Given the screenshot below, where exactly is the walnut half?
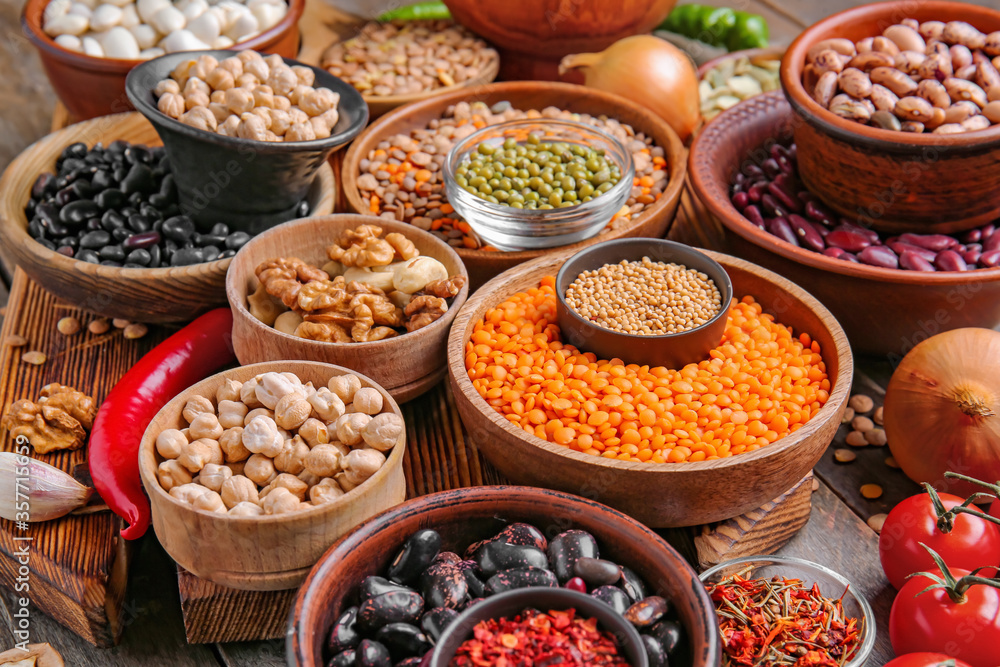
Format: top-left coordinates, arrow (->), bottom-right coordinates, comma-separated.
404,295 -> 448,332
2,399 -> 87,454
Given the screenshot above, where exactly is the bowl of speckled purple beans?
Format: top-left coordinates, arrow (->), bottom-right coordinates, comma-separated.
689,91 -> 1000,356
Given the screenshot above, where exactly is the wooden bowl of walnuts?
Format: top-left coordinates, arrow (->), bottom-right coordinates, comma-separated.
138,360 -> 406,591
226,214 -> 470,403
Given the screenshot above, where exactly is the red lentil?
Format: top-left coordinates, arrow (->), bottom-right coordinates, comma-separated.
466,276 -> 830,463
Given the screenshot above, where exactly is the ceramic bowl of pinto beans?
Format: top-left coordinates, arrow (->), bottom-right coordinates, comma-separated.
22,0 -> 304,120
138,360 -> 407,591
126,49 -> 368,232
226,214 -> 470,404
780,1 -> 1000,234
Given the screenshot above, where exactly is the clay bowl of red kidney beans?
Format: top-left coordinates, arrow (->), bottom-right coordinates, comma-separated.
689,91 -> 1000,358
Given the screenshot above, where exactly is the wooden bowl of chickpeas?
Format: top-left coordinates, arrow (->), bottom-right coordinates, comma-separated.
125,49 -> 368,233
138,360 -> 406,591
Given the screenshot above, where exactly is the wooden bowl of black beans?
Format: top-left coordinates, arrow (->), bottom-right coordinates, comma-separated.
0,112 -> 335,324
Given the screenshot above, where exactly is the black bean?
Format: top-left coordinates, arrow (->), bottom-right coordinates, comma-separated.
86,218 -> 102,231
47,221 -> 69,237
624,596 -> 669,628
485,566 -> 558,594
360,577 -> 417,601
70,179 -> 93,199
194,233 -> 226,247
100,211 -> 125,231
99,259 -> 122,266
127,214 -> 151,233
171,247 -> 205,266
24,199 -> 36,217
108,139 -> 128,155
61,142 -> 87,161
125,145 -> 151,164
297,200 -> 310,217
95,188 -> 126,210
60,200 -> 100,226
80,230 -> 111,249
139,203 -> 162,220
419,607 -> 458,642
326,607 -> 361,656
121,162 -> 155,195
28,219 -> 46,239
548,530 -> 599,582
210,222 -> 229,236
124,248 -> 151,266
148,193 -> 171,208
574,557 -> 621,587
55,187 -> 77,207
373,623 -> 431,662
113,165 -> 128,183
99,245 -> 125,262
35,202 -> 59,226
127,191 -> 144,206
591,585 -> 631,614
641,634 -> 669,667
357,592 -> 424,631
36,238 -> 56,250
356,639 -> 391,667
91,170 -> 113,190
31,173 -> 54,200
219,249 -> 236,259
649,620 -> 683,654
162,215 -> 196,242
77,249 -> 100,263
225,231 -> 251,250
112,227 -> 131,242
60,236 -> 79,249
387,530 -> 441,585
59,157 -> 86,174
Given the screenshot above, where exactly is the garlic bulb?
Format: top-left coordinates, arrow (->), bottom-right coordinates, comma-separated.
0,452 -> 93,522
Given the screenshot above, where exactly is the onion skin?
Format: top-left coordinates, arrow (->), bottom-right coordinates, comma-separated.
559,35 -> 701,142
884,327 -> 1000,498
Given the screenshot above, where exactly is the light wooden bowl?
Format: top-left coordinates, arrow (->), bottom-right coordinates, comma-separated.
138,361 -> 406,591
0,112 -> 335,324
226,214 -> 469,403
447,248 -> 853,527
341,81 -> 687,290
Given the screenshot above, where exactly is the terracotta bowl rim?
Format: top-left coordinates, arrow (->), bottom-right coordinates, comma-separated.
0,111 -> 336,282
289,484 -> 721,667
340,80 -> 688,262
689,91 -> 1000,286
779,0 -> 1000,149
225,213 -> 470,353
20,0 -> 305,73
125,50 -> 369,151
447,245 -> 854,473
138,360 -> 406,524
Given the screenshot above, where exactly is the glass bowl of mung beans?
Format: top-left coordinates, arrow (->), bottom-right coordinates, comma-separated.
443,119 -> 634,250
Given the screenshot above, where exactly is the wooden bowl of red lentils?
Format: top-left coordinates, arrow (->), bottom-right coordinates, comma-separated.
340,81 -> 687,289
446,249 -> 853,527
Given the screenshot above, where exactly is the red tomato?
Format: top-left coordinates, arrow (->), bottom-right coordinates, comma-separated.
991,498 -> 1000,523
878,492 -> 1000,590
890,568 -> 1000,667
885,654 -> 974,667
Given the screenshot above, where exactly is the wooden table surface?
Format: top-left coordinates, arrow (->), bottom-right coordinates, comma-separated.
2,0 -> 998,664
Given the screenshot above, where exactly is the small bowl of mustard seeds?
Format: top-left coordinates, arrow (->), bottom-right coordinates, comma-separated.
556,239 -> 733,368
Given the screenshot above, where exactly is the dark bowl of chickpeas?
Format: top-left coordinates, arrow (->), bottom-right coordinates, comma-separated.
442,119 -> 635,251
555,239 -> 733,369
126,49 -> 368,233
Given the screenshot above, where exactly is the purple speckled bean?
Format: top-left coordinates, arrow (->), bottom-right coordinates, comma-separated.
888,242 -> 937,262
761,193 -> 788,218
984,233 -> 1000,252
980,249 -> 1000,267
767,181 -> 803,214
123,230 -> 161,250
788,214 -> 825,252
900,251 -> 937,271
964,249 -> 982,265
732,192 -> 750,210
900,233 -> 957,252
934,249 -> 968,271
822,247 -> 846,259
825,229 -> 872,253
748,182 -> 767,203
765,217 -> 800,246
858,245 -> 900,269
744,205 -> 765,228
837,221 -> 880,244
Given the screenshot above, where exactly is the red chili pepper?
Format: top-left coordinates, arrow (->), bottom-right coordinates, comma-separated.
88,308 -> 236,540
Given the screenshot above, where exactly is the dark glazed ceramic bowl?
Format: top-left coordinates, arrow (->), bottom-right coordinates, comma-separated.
21,0 -> 304,121
428,588 -> 648,667
780,1 -> 1000,234
286,486 -> 720,667
556,239 -> 733,368
688,91 -> 1000,357
126,50 -> 368,232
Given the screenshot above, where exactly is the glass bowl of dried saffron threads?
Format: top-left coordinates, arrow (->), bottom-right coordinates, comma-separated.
699,556 -> 875,667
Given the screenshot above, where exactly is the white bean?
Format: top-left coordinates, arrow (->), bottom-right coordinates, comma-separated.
225,11 -> 258,41
54,34 -> 83,51
160,29 -> 209,53
251,2 -> 283,31
102,25 -> 140,58
43,14 -> 89,37
187,10 -> 220,43
68,3 -> 93,20
90,4 -> 123,30
129,23 -> 157,50
213,35 -> 234,48
81,35 -> 104,56
182,0 -> 208,20
139,46 -> 165,59
119,3 -> 139,27
43,0 -> 71,24
149,5 -> 185,34
136,0 -> 169,23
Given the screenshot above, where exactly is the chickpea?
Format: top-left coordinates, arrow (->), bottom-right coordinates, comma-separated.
309,477 -> 345,505
255,372 -> 299,409
298,88 -> 339,117
244,407 -> 274,425
336,412 -> 371,447
262,486 -> 299,515
285,121 -> 316,142
194,54 -> 219,79
177,438 -> 224,473
328,375 -> 362,403
244,453 -> 277,486
181,394 -> 214,422
264,53 -> 285,70
298,470 -> 322,487
218,400 -> 249,429
210,90 -> 226,104
218,56 -> 243,78
343,448 -> 386,486
193,489 -> 227,514
226,461 -> 246,478
298,418 -> 329,447
362,413 -> 404,452
292,65 -> 315,87
218,115 -> 241,137
243,414 -> 284,458
179,106 -> 218,132
156,429 -> 188,460
351,387 -> 384,416
170,482 -> 208,504
252,84 -> 275,109
221,474 -> 259,509
335,471 -> 357,493
304,444 -> 342,477
237,50 -> 264,66
157,92 -> 185,119
225,87 -> 255,115
237,113 -> 268,141
274,435 -> 309,475
273,95 -> 291,111
216,379 -> 243,404
171,59 -> 197,88
183,76 -> 211,98
288,84 -> 311,106
229,501 -> 264,517
219,426 -> 250,463
316,108 -> 339,132
235,72 -> 259,90
154,79 -> 180,96
157,459 -> 192,491
184,90 -> 211,111
206,67 -> 235,91
310,117 -> 332,140
189,412 -> 224,441
267,108 -> 292,137
288,107 -> 310,125
260,473 -> 308,501
244,58 -> 270,82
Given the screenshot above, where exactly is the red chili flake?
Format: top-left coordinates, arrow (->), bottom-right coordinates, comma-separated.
449,608 -> 632,667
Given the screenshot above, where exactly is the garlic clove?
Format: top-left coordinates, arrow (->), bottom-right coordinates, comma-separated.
0,452 -> 92,522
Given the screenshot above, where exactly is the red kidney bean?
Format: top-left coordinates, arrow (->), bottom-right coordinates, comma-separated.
804,200 -> 836,227
767,181 -> 803,213
981,223 -> 995,240
837,221 -> 880,243
964,249 -> 982,265
888,242 -> 937,262
771,144 -> 791,161
900,251 -> 937,271
742,164 -> 764,179
744,205 -> 765,228
822,247 -> 846,259
900,233 -> 958,252
747,182 -> 767,203
761,193 -> 788,218
980,249 -> 1000,267
734,172 -> 746,185
825,229 -> 872,253
732,191 -> 749,210
840,252 -> 860,263
858,246 -> 900,269
984,233 -> 1000,252
961,228 -> 982,243
934,249 -> 968,271
788,214 -> 826,252
761,158 -> 781,179
797,191 -> 818,204
765,217 -> 800,246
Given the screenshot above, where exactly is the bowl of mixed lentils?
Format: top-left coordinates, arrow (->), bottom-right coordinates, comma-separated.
341,81 -> 688,288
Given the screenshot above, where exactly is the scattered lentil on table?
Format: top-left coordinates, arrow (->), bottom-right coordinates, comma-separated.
456,133 -> 622,209
356,101 -> 669,251
565,258 -> 722,336
466,276 -> 829,463
321,20 -> 497,97
732,141 -> 1000,270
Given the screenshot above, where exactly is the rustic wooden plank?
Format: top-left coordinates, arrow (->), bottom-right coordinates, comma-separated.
178,570 -> 296,644
0,269 -> 172,646
777,481 -> 895,664
0,537 -> 217,665
216,638 -> 286,667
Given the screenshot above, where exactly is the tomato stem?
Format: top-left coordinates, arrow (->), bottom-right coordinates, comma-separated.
911,542 -> 1000,604
945,471 -> 1000,498
923,482 -> 1000,532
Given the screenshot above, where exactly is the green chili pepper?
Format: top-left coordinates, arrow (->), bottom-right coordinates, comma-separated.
377,1 -> 451,22
658,4 -> 769,52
